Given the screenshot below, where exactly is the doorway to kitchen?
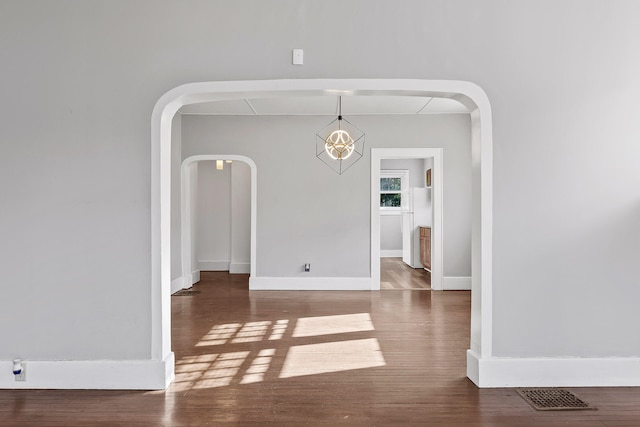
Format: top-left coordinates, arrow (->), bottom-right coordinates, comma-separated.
371,148 -> 443,291
379,162 -> 433,290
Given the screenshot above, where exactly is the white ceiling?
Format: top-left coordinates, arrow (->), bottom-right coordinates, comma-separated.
178,95 -> 469,116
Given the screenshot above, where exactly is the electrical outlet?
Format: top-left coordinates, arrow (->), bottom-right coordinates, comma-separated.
304,263 -> 310,272
15,364 -> 26,382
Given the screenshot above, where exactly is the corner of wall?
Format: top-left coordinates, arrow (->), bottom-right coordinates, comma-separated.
171,277 -> 184,294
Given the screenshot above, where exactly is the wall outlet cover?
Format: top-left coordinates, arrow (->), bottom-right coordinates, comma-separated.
15,367 -> 26,381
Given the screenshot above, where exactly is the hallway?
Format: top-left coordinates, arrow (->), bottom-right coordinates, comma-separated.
380,257 -> 431,289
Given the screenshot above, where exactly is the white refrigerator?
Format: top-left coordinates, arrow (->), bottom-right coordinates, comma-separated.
401,187 -> 430,268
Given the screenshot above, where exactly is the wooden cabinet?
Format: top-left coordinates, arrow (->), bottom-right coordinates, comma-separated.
419,227 -> 431,271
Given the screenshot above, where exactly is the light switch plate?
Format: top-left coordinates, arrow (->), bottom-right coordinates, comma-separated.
292,49 -> 304,65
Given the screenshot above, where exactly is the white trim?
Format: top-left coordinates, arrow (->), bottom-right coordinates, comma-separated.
443,276 -> 472,290
189,269 -> 200,285
153,79 -> 493,390
198,260 -> 230,271
179,111 -> 472,117
379,208 -> 403,214
180,161 -> 197,299
250,277 -> 372,291
380,250 -> 403,258
230,262 -> 250,274
0,353 -> 174,390
372,148 -> 444,291
470,103 -> 494,361
466,350 -> 481,386
181,155 -> 257,286
190,261 -> 250,274
467,350 -> 640,388
170,277 -> 184,294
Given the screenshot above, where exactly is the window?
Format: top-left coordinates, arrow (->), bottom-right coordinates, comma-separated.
380,170 -> 408,213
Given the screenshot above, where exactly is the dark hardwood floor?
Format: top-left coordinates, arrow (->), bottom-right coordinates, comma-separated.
2,272 -> 640,426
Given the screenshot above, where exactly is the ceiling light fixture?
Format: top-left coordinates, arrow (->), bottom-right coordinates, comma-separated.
315,96 -> 365,175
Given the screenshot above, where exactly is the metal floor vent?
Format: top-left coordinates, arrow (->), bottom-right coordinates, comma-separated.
517,389 -> 596,411
172,289 -> 201,296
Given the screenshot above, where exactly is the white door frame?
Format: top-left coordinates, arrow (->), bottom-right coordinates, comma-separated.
180,155 -> 258,289
372,148 -> 443,290
151,79 -> 493,388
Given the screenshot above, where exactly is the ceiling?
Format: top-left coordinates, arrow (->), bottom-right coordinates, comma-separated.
178,95 -> 469,116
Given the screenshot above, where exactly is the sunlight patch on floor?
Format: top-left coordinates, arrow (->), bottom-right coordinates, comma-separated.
197,320 -> 289,347
175,314 -> 385,390
232,321 -> 271,343
269,319 -> 289,340
292,313 -> 374,338
195,323 -> 242,346
279,338 -> 386,379
171,351 -> 250,392
240,349 -> 275,384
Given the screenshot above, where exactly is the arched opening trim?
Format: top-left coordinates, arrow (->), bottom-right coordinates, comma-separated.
151,79 -> 493,388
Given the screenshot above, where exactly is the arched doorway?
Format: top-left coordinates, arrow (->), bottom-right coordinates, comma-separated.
151,79 -> 493,388
179,155 -> 258,287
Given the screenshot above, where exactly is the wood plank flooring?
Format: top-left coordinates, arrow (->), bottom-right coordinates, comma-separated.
381,256 -> 431,289
2,272 -> 640,426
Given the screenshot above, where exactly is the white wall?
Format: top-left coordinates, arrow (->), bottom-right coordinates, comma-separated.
230,161 -> 251,273
182,114 -> 471,278
381,159 -> 426,189
1,1 -> 639,377
194,160 -> 251,273
380,215 -> 402,254
170,113 -> 182,284
189,163 -> 199,275
196,161 -> 231,270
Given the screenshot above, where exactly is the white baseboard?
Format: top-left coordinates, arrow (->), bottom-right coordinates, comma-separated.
230,262 -> 250,274
196,261 -> 249,274
189,269 -> 200,285
172,272 -> 199,294
198,260 -> 230,271
0,353 -> 174,390
443,276 -> 471,290
380,250 -> 403,258
249,277 -> 372,291
467,350 -> 640,388
171,277 -> 184,294
467,350 -> 480,386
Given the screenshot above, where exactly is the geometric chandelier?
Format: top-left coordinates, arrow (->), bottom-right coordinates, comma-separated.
315,96 -> 365,175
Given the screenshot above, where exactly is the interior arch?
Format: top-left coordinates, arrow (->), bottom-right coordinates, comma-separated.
180,154 -> 258,286
151,79 -> 493,388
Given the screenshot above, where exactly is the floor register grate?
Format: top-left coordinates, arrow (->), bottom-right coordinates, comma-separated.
172,289 -> 201,296
517,388 -> 596,411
